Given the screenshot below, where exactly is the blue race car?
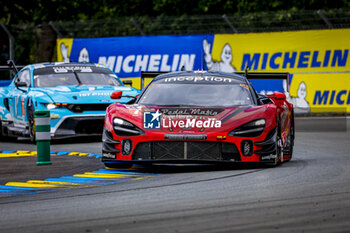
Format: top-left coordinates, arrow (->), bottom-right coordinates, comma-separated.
0,62 -> 140,141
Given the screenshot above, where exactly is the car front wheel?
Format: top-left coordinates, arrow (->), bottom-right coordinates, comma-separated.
27,105 -> 36,142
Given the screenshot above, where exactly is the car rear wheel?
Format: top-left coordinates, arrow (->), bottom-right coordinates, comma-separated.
0,119 -> 4,139
272,122 -> 283,166
283,119 -> 294,162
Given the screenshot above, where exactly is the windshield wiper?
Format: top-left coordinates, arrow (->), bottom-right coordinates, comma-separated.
73,71 -> 82,85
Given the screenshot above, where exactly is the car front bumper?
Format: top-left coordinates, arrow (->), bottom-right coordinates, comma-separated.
50,114 -> 105,139
101,127 -> 279,164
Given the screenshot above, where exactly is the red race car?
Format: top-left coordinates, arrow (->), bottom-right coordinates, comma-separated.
102,71 -> 294,167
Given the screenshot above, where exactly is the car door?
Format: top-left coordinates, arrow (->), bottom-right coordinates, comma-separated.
8,69 -> 31,128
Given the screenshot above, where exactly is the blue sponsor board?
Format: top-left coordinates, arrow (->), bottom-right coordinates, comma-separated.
248,74 -> 293,94
69,35 -> 214,78
250,79 -> 283,94
0,80 -> 11,87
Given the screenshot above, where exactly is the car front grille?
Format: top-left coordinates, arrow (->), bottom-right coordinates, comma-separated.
55,116 -> 105,136
67,104 -> 111,113
133,141 -> 241,161
75,119 -> 104,134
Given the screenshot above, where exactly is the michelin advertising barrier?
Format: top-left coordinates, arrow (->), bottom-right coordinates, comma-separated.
57,35 -> 214,89
57,29 -> 350,113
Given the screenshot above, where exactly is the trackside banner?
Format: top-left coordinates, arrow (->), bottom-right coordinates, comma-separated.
288,72 -> 350,113
210,29 -> 350,73
208,29 -> 350,113
57,35 -> 214,82
57,29 -> 350,113
57,29 -> 350,75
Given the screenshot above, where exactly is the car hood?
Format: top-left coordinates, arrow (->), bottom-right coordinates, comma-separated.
31,85 -> 139,104
108,104 -> 276,133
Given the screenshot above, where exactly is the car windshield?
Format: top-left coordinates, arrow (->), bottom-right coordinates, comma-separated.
138,82 -> 253,107
33,72 -> 122,87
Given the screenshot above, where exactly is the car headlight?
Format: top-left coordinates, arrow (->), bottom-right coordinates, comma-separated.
113,117 -> 144,136
113,118 -> 134,128
46,103 -> 57,110
45,103 -> 68,110
228,119 -> 266,137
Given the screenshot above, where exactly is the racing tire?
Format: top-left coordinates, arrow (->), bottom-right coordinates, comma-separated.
283,118 -> 294,162
272,122 -> 283,166
0,119 -> 4,139
27,105 -> 36,143
0,119 -> 16,141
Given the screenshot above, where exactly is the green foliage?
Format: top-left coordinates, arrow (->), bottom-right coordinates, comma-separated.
1,0 -> 350,25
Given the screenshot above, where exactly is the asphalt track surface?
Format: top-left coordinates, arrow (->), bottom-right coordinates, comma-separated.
0,117 -> 349,233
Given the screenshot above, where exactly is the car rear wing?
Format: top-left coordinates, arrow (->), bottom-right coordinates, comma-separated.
236,72 -> 290,92
140,71 -> 168,90
140,71 -> 290,91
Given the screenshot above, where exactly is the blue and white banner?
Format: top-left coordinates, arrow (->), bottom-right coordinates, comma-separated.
58,35 -> 214,78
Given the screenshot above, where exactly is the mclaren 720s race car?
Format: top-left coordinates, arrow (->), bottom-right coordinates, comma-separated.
102,71 -> 294,167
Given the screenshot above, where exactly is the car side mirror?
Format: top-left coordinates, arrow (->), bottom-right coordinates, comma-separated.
111,91 -> 123,99
123,80 -> 132,86
273,92 -> 286,100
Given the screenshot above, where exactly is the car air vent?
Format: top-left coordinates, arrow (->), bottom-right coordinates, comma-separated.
67,104 -> 110,113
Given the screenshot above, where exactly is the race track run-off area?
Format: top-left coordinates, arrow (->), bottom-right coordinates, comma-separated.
0,118 -> 349,233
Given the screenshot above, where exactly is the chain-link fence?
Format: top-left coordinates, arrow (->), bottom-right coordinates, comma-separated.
1,8 -> 350,68
53,9 -> 350,37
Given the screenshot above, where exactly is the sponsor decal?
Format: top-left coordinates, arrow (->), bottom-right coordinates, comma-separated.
20,96 -> 25,117
50,113 -> 60,119
261,154 -> 276,160
143,110 -> 161,129
216,135 -> 226,140
160,108 -> 223,116
164,76 -> 234,83
162,117 -> 221,128
102,152 -> 115,159
165,134 -> 207,140
240,84 -> 249,90
78,92 -> 113,97
143,110 -> 222,129
53,66 -> 93,73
